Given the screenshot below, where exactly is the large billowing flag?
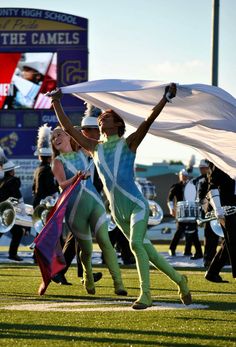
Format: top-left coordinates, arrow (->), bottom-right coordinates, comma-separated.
61,79 -> 236,180
34,176 -> 82,295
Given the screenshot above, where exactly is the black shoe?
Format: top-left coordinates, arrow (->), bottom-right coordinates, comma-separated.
8,255 -> 23,261
205,273 -> 229,283
183,252 -> 192,256
168,249 -> 176,256
190,254 -> 203,260
81,272 -> 103,284
52,273 -> 72,285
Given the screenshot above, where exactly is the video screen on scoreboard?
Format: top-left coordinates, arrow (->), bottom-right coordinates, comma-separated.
0,52 -> 57,109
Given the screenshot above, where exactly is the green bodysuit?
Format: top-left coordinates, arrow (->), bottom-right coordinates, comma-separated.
94,135 -> 186,305
57,150 -> 126,294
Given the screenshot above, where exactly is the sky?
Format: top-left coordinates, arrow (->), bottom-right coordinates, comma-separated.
1,0 -> 235,167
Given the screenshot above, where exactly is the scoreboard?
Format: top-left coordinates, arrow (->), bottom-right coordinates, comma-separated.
0,8 -> 88,158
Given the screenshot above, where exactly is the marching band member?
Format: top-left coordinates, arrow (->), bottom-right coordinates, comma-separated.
0,157 -> 24,261
32,124 -> 59,209
205,163 -> 236,282
193,159 -> 219,268
167,169 -> 203,259
49,83 -> 192,310
31,124 -> 60,264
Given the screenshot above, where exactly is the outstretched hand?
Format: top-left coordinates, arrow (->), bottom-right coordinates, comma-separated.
164,83 -> 176,102
44,88 -> 62,101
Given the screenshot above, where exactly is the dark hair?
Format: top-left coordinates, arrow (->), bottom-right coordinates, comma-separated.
40,156 -> 52,164
98,110 -> 126,137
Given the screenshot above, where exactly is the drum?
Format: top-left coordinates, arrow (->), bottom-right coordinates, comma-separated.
184,181 -> 196,201
176,201 -> 200,222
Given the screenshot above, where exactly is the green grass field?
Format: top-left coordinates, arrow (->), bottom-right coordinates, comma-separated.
0,245 -> 235,347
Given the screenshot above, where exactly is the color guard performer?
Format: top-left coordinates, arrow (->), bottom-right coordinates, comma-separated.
48,84 -> 192,310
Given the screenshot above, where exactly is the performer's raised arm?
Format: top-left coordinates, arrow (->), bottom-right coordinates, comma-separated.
126,83 -> 176,152
49,89 -> 98,154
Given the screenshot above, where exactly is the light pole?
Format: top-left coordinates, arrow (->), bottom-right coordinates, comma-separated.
211,0 -> 220,86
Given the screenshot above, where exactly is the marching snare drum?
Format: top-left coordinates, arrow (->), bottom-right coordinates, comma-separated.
176,201 -> 200,223
184,181 -> 196,201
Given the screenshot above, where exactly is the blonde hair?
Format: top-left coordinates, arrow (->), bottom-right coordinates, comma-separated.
51,126 -> 78,158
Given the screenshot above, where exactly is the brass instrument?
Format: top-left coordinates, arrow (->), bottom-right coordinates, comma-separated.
198,205 -> 236,223
0,198 -> 33,234
0,201 -> 16,233
197,205 -> 236,237
32,195 -> 58,235
148,200 -> 164,226
136,178 -> 164,226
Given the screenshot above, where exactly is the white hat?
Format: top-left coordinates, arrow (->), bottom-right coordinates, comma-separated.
19,61 -> 47,75
179,169 -> 189,177
81,116 -> 99,129
2,161 -> 20,172
199,159 -> 209,168
34,124 -> 53,156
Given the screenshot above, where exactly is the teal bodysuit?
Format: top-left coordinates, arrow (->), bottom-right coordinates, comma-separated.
94,135 -> 150,234
57,150 -> 125,294
94,135 -> 183,304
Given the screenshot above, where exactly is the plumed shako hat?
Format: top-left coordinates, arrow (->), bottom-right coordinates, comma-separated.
34,124 -> 53,156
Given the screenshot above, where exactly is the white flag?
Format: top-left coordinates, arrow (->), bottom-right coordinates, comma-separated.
61,79 -> 236,179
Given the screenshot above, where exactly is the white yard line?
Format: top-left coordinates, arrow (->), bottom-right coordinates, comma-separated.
1,300 -> 208,312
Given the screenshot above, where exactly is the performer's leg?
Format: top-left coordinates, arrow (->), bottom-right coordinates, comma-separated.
116,209 -> 152,308
77,237 -> 95,294
204,222 -> 219,267
205,240 -> 229,282
61,230 -> 76,274
75,239 -> 83,278
143,241 -> 192,305
92,208 -> 127,295
169,222 -> 184,255
101,227 -> 118,264
188,226 -> 203,259
184,223 -> 193,256
9,225 -> 24,258
117,207 -> 192,307
223,214 -> 236,278
67,221 -> 94,293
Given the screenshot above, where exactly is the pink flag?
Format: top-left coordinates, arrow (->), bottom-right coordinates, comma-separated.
34,176 -> 82,295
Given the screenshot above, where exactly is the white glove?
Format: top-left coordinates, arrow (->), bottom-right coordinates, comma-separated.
167,201 -> 174,215
17,198 -> 27,215
208,189 -> 225,219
